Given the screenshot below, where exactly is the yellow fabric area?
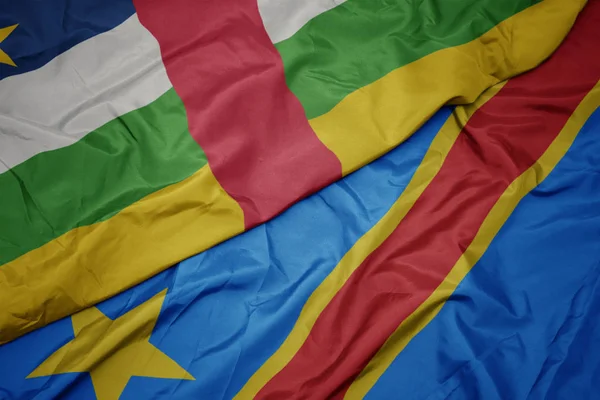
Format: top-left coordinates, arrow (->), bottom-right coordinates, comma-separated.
0,165 -> 245,344
309,0 -> 586,175
0,24 -> 18,67
28,290 -> 193,400
345,81 -> 600,399
234,83 -> 506,400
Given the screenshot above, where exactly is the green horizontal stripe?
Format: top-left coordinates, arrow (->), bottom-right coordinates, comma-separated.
0,88 -> 206,265
277,0 -> 539,120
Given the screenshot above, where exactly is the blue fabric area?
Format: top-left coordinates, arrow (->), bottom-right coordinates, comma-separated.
0,0 -> 135,80
0,106 -> 450,398
367,108 -> 600,399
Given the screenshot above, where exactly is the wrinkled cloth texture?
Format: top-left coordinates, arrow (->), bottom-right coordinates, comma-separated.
1,0 -> 600,399
0,0 -> 585,345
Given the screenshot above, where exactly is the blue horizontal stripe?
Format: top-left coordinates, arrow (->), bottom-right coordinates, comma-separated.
0,0 -> 134,80
366,108 -> 600,400
0,108 -> 451,399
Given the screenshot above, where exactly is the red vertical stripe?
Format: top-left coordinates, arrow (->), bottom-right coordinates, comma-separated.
256,3 -> 600,399
133,0 -> 341,228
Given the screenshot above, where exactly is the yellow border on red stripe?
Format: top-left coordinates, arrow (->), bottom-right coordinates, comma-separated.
309,0 -> 585,175
234,82 -> 506,399
345,81 -> 600,399
0,165 -> 245,344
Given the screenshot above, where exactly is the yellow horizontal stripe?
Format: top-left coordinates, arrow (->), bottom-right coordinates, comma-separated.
345,81 -> 600,399
309,0 -> 585,175
234,82 -> 505,400
0,165 -> 244,344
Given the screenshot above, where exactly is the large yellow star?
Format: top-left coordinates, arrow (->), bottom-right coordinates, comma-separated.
0,24 -> 18,67
28,290 -> 194,400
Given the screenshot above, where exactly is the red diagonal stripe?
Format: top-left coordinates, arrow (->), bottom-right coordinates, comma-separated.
257,3 -> 600,399
134,0 -> 342,229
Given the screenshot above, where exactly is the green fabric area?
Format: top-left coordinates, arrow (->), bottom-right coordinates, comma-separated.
276,0 -> 539,120
0,88 -> 206,265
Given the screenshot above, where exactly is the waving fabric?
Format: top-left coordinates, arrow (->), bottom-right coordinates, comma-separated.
0,0 -> 584,344
1,1 -> 600,398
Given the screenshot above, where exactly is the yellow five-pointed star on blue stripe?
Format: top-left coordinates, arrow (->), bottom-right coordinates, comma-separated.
27,290 -> 194,400
0,24 -> 18,67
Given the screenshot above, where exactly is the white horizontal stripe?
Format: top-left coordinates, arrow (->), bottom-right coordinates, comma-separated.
0,14 -> 172,173
259,0 -> 347,44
